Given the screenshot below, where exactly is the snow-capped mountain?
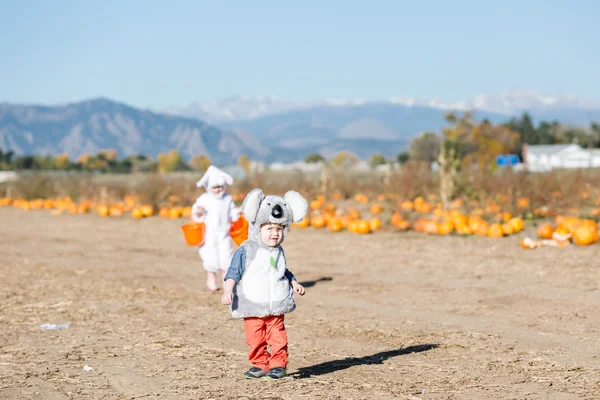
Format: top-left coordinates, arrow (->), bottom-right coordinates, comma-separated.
167,90 -> 600,123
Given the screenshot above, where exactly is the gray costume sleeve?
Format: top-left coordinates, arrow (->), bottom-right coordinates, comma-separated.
224,246 -> 246,282
280,247 -> 297,282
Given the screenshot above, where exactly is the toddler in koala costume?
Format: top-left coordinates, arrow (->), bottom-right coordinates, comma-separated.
191,165 -> 241,292
222,188 -> 308,380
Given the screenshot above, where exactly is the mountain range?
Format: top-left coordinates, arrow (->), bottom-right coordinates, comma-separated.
2,90 -> 600,164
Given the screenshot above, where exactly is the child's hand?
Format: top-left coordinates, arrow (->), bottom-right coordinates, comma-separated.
221,290 -> 233,305
291,281 -> 305,296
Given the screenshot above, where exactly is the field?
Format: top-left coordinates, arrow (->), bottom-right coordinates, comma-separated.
1,206 -> 599,399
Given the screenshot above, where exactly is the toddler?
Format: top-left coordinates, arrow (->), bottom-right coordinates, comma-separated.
191,165 -> 241,292
221,188 -> 308,379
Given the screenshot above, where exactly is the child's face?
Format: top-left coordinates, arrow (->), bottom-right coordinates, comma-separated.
260,223 -> 284,247
211,185 -> 224,195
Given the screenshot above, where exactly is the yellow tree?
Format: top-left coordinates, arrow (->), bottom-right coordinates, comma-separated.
330,151 -> 358,168
55,153 -> 70,170
98,148 -> 118,161
189,154 -> 212,171
238,155 -> 251,173
76,153 -> 93,165
461,122 -> 520,170
157,149 -> 184,173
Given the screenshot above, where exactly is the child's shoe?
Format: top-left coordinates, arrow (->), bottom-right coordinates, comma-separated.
243,367 -> 268,379
266,367 -> 286,379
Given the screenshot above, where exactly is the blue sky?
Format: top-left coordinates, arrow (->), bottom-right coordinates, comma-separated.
1,0 -> 598,108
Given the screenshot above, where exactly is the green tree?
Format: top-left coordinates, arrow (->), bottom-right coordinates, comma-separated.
305,152 -> 325,163
396,152 -> 410,164
409,132 -> 442,163
369,153 -> 387,168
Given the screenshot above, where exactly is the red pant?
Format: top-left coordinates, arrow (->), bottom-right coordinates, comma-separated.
243,315 -> 288,371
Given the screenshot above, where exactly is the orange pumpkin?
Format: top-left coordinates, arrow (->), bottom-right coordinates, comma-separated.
370,204 -> 383,214
395,220 -> 411,231
328,218 -> 344,232
159,207 -> 170,218
292,218 -> 310,228
423,220 -> 439,235
437,221 -> 454,235
132,208 -> 144,219
487,223 -> 504,238
400,201 -> 414,211
391,212 -> 403,226
310,215 -> 327,228
537,224 -> 555,239
508,217 -> 524,233
501,223 -> 514,236
96,205 -> 109,217
355,220 -> 371,234
369,218 -> 382,231
572,224 -> 598,246
520,237 -> 540,249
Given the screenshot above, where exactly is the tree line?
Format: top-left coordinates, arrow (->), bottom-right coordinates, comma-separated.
0,148 -> 253,174
1,112 -> 599,173
399,112 -> 600,166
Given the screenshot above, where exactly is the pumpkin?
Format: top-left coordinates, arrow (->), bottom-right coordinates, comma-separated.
501,223 -> 514,236
97,205 -> 109,217
391,212 -> 403,226
292,218 -> 309,228
310,215 -> 327,228
328,218 -> 344,232
508,217 -> 524,233
369,218 -> 382,231
109,206 -> 124,217
169,208 -> 181,219
132,208 -> 144,219
487,223 -> 504,238
396,220 -> 411,231
475,222 -> 490,236
140,205 -> 154,217
520,237 -> 540,249
400,201 -> 414,211
572,224 -> 598,246
369,204 -> 383,214
552,226 -> 572,241
517,197 -> 530,209
456,224 -> 472,235
355,220 -> 371,234
437,221 -> 454,235
423,220 -> 439,235
537,224 -> 555,239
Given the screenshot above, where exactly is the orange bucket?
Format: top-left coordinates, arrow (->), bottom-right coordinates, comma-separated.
180,222 -> 206,246
230,215 -> 249,246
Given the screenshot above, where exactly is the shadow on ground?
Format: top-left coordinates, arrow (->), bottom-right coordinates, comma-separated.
290,344 -> 439,379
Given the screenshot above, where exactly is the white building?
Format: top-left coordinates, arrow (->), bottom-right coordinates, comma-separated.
523,144 -> 600,172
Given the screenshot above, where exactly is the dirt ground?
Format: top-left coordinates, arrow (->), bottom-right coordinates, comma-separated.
1,208 -> 599,400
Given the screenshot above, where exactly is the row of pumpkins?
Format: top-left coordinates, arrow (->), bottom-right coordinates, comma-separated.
2,192 -> 599,246
521,216 -> 599,247
2,196 -> 193,220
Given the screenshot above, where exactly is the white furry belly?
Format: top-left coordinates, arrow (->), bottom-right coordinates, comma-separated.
241,275 -> 270,304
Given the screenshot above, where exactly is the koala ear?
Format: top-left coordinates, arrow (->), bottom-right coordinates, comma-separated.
241,188 -> 264,223
284,190 -> 308,223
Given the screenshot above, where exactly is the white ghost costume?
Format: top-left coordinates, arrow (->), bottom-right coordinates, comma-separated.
191,166 -> 241,274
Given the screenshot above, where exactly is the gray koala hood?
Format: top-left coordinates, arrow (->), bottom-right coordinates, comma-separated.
241,189 -> 308,249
